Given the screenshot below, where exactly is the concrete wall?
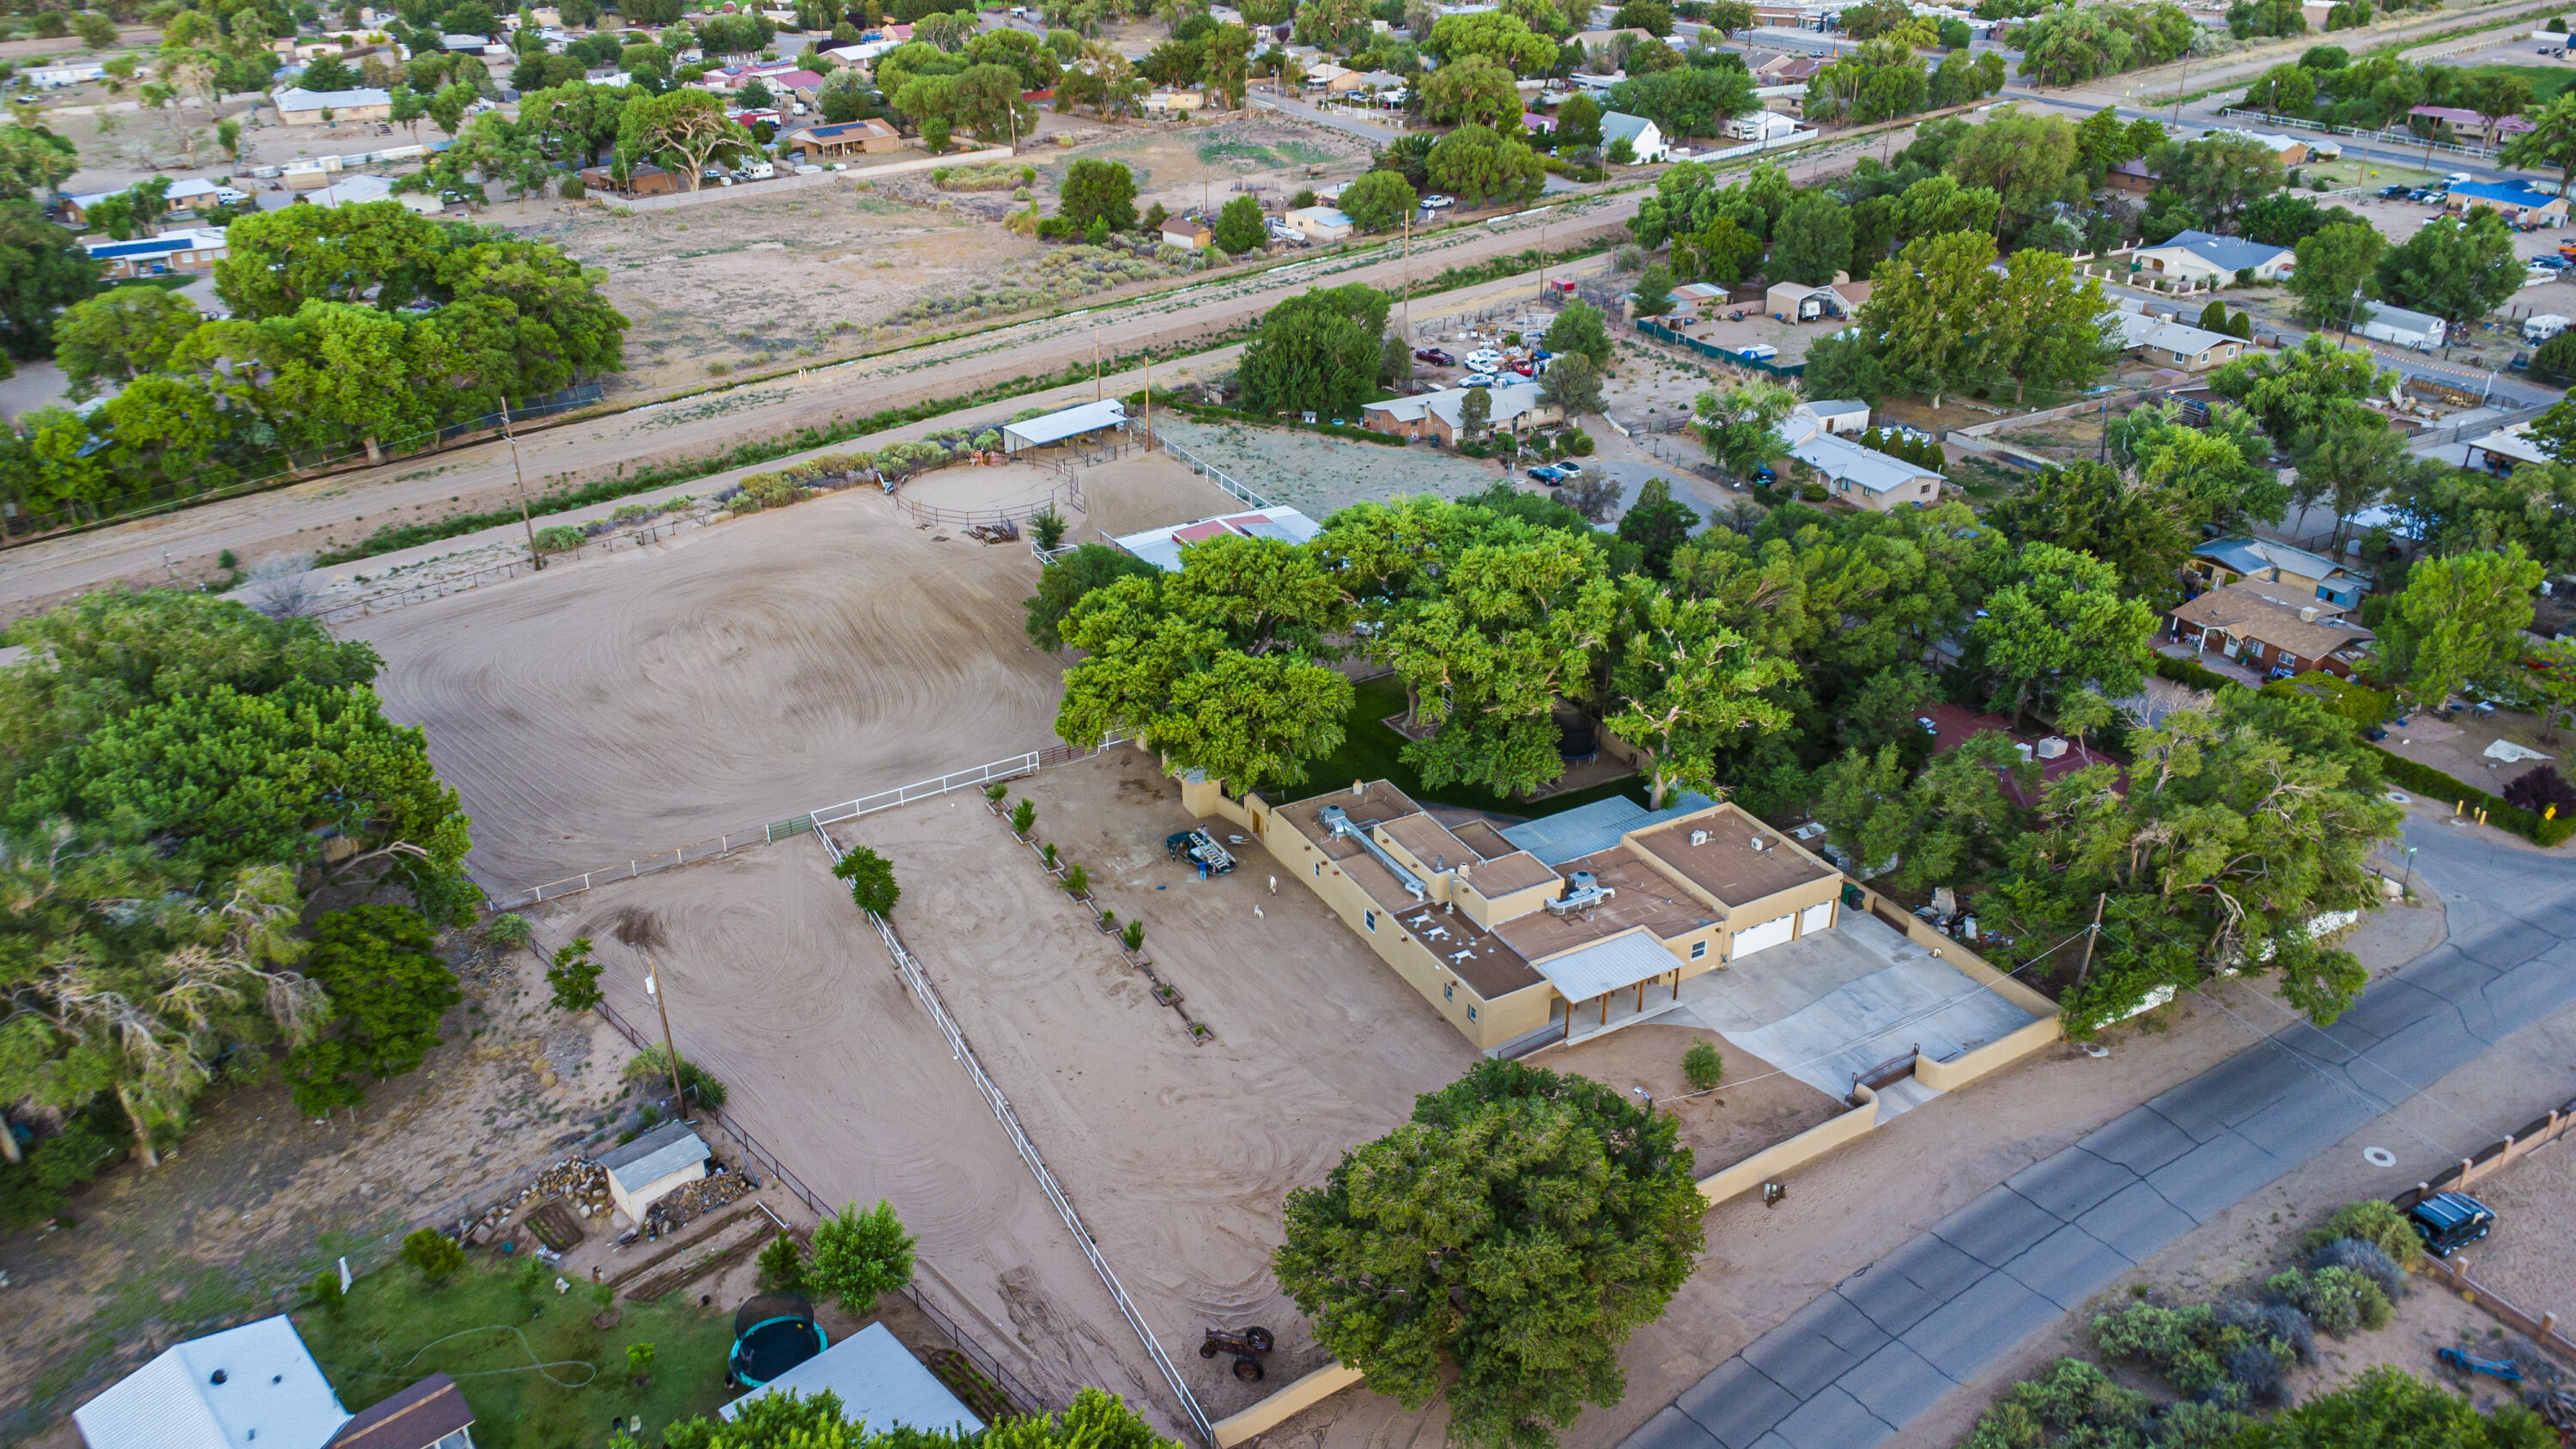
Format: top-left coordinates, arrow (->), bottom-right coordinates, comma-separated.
1698,1086 -> 1881,1205
1212,1363 -> 1367,1447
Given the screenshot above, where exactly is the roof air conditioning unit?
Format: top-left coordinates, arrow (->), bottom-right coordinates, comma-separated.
1690,830 -> 1709,846
2034,737 -> 2069,761
1748,836 -> 1767,852
2015,742 -> 2035,761
2299,606 -> 2318,623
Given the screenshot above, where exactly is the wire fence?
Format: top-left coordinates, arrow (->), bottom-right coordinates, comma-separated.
1157,437 -> 1273,509
553,932 -> 1055,1422
810,825 -> 1215,1447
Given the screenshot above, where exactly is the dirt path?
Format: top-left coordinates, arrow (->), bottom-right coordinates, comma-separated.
0,125 -> 1922,621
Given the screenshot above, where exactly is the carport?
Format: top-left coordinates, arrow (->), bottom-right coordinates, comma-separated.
1000,399 -> 1127,454
1534,931 -> 1686,1038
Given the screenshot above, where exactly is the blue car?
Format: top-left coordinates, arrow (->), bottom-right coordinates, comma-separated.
1528,464 -> 1565,484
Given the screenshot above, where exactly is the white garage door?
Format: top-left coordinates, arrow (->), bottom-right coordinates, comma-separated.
1801,901 -> 1833,935
1732,914 -> 1795,960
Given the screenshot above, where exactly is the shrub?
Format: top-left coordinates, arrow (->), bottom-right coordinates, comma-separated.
2217,1298 -> 2315,1362
532,524 -> 585,554
2264,1265 -> 2391,1336
738,472 -> 801,508
1567,430 -> 1595,455
756,1233 -> 805,1293
2154,1399 -> 2249,1449
1121,920 -> 1144,953
2302,1198 -> 2423,1268
546,935 -> 603,1012
1682,1038 -> 1723,1090
561,175 -> 586,198
833,845 -> 900,916
1040,842 -> 1059,867
2309,1237 -> 2403,1300
626,1342 -> 656,1379
1010,799 -> 1036,835
808,1200 -> 915,1315
625,1043 -> 729,1110
1062,863 -> 1089,895
1961,1358 -> 2151,1449
402,1227 -> 467,1287
483,912 -> 532,947
2224,1341 -> 2287,1404
307,1268 -> 348,1316
2154,653 -> 2233,692
985,782 -> 1009,802
2504,764 -> 2576,816
2093,1302 -> 2229,1396
1031,503 -> 1068,550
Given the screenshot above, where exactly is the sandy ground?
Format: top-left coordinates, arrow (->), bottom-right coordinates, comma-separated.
836,753 -> 1481,1411
1253,880 -> 2453,1449
2379,707 -> 2563,799
1078,453 -> 1249,537
0,937 -> 641,1446
1539,1022 -> 1847,1176
526,847 -> 1194,1430
1888,959 -> 2576,1446
349,468 -> 1074,893
1156,418 -> 1505,515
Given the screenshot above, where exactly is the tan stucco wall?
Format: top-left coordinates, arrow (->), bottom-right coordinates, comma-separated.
609,1161 -> 702,1224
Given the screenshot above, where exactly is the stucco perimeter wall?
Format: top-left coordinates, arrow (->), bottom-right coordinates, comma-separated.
1838,883 -> 2065,1090
1697,1086 -> 1880,1205
1212,1363 -> 1369,1447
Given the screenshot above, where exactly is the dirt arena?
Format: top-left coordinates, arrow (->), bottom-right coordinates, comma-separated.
351,459 -> 1238,893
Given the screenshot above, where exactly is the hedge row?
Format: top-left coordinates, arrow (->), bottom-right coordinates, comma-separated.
2153,653 -> 2235,692
2366,744 -> 2574,848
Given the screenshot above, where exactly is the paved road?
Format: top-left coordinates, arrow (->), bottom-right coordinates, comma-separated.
1624,812 -> 2573,1449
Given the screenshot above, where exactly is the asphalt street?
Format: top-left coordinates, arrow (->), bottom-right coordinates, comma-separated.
1621,812 -> 2575,1449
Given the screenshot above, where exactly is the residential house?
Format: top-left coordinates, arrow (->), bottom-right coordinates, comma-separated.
1774,402 -> 1943,511
1723,108 -> 1800,141
2209,126 -> 2312,166
2127,229 -> 2296,285
2104,158 -> 2158,196
2190,536 -> 2368,609
75,1317 -> 350,1449
1600,110 -> 1668,161
1763,274 -> 1869,321
84,228 -> 229,279
576,161 -> 677,195
2443,179 -> 2571,225
273,85 -> 395,123
2111,312 -> 2246,372
1284,205 -> 1353,241
2168,581 -> 2375,679
1522,109 -> 1558,133
62,177 -> 248,224
2409,104 -> 2536,144
321,1375 -> 475,1449
1144,87 -> 1206,113
304,174 -> 444,213
2355,301 -> 2445,350
779,118 -> 902,159
1361,381 -> 1563,446
1109,506 -> 1324,569
1159,214 -> 1214,249
27,61 -> 106,88
1920,702 -> 2120,809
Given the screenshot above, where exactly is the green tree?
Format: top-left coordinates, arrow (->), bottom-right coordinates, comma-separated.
1681,1038 -> 1723,1089
1236,283 -> 1390,418
1608,61 -> 1754,137
1538,351 -> 1603,416
832,845 -> 902,915
52,286 -> 197,401
1542,298 -> 1611,366
1552,90 -> 1601,146
284,905 -> 460,1116
1617,476 -> 1699,578
1972,542 -> 2155,726
1692,376 -> 1796,480
1059,157 -> 1139,230
1766,192 -> 1851,286
547,936 -> 603,1012
807,1200 -> 918,1315
2374,204 -> 2523,332
2287,221 -> 2386,326
1945,109 -> 2081,234
1859,229 -> 1996,410
1213,192 -> 1267,253
2233,1367 -> 2553,1449
1428,10 -> 1554,71
1986,247 -> 2117,404
2208,334 -> 2390,447
662,1388 -> 1175,1449
1274,1060 -> 1704,1449
1631,261 -> 1675,317
617,88 -> 751,190
1339,167 -> 1418,234
1420,56 -> 1524,131
755,1233 -> 805,1294
2500,92 -> 2576,197
402,1227 -> 467,1286
1992,461 -> 2193,607
0,199 -> 99,364
0,124 -> 78,202
1892,174 -> 2001,245
1026,542 -> 1160,651
2375,545 -> 2543,709
1456,384 -> 1492,443
1606,583 -> 1795,804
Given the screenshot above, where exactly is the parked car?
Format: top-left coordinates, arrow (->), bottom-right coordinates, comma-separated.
2378,184 -> 2410,198
1460,372 -> 1499,388
1527,464 -> 1565,484
2409,1191 -> 2495,1257
1414,347 -> 1456,365
1422,193 -> 1456,209
1553,460 -> 1583,476
1507,361 -> 1535,376
1464,348 -> 1504,371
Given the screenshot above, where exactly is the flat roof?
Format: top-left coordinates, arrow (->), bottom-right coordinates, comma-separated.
1532,929 -> 1686,1002
76,1317 -> 348,1449
1626,809 -> 1834,910
1496,792 -> 1716,866
1490,845 -> 1716,962
1109,506 -> 1320,571
722,1324 -> 983,1435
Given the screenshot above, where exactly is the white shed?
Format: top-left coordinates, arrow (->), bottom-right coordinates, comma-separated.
2355,302 -> 2445,350
599,1119 -> 710,1224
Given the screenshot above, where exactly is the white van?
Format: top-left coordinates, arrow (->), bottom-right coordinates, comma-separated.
740,158 -> 775,180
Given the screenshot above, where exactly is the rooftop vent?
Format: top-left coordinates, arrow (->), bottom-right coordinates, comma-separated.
1545,870 -> 1616,916
2033,737 -> 2069,761
2299,605 -> 2318,623
1749,836 -> 1768,852
1689,830 -> 1709,846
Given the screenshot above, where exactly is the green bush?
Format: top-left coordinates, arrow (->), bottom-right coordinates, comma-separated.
2264,1265 -> 2392,1336
2093,1302 -> 2231,1397
1682,1038 -> 1723,1091
2264,674 -> 2391,734
2154,653 -> 2233,692
2367,744 -> 2573,847
532,524 -> 585,554
1010,799 -> 1036,835
623,1043 -> 728,1110
756,1233 -> 805,1293
1961,1358 -> 2152,1449
2301,1198 -> 2423,1269
402,1227 -> 467,1287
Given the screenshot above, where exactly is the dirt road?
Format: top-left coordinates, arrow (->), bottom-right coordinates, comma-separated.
0,126 -> 1916,621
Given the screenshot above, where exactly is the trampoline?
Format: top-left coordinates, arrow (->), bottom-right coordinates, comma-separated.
729,1292 -> 828,1389
1556,715 -> 1599,763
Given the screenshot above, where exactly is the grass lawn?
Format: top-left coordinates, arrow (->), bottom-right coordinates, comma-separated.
296,1254 -> 737,1449
2452,64 -> 2576,105
1291,673 -> 1648,818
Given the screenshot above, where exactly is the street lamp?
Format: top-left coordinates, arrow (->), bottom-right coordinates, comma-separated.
2343,283 -> 2366,348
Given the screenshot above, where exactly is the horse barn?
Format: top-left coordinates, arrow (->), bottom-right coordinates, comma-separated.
1181,776 -> 1846,1052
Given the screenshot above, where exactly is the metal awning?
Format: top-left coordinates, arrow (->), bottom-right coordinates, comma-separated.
1530,931 -> 1681,1002
1001,399 -> 1127,452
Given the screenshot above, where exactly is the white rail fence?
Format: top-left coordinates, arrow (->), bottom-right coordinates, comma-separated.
1157,437 -> 1274,509
488,740 -> 1130,909
811,824 -> 1217,1446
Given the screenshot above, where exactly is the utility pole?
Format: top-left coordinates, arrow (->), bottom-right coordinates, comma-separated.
501,399 -> 542,571
1401,208 -> 1413,342
642,952 -> 689,1120
2073,892 -> 2106,989
1141,356 -> 1152,446
1093,327 -> 1102,400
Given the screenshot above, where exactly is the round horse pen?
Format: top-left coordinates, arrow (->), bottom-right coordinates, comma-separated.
729,1292 -> 828,1389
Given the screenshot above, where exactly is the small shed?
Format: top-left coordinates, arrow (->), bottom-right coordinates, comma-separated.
599,1119 -> 710,1223
1285,205 -> 1353,242
2356,301 -> 2445,350
323,1374 -> 474,1449
721,1324 -> 984,1435
1000,399 -> 1127,454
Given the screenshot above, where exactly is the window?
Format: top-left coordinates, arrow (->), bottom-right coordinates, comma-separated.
1364,910 -> 1377,933
1313,861 -> 1321,878
1444,982 -> 1455,1001
1691,941 -> 1707,959
1467,1006 -> 1478,1021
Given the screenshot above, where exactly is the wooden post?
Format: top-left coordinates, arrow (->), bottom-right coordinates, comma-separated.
1599,994 -> 1607,1026
1636,980 -> 1644,1014
2074,892 -> 2106,988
